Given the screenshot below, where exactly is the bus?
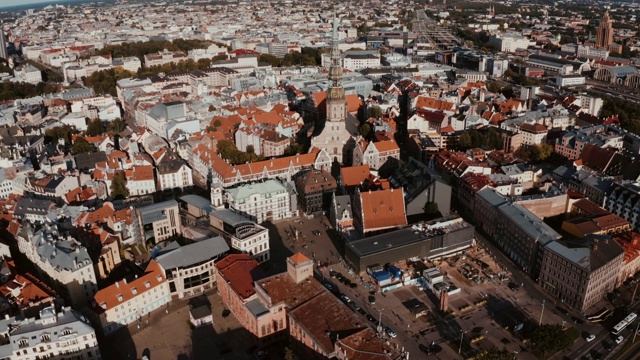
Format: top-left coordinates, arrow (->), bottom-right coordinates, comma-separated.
612,312 -> 637,335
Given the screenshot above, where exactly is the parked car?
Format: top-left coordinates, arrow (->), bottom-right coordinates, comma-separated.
385,327 -> 397,338
615,335 -> 624,344
586,334 -> 596,342
340,294 -> 351,303
324,283 -> 333,291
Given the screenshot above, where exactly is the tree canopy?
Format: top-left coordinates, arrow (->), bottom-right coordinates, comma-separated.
110,171 -> 129,200
82,67 -> 135,97
457,128 -> 504,151
71,137 -> 95,155
515,143 -> 553,163
601,97 -> 640,136
86,118 -> 106,136
216,139 -> 262,165
94,39 -> 214,62
529,325 -> 579,359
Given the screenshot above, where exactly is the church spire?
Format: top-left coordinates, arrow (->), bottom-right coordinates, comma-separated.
329,14 -> 343,87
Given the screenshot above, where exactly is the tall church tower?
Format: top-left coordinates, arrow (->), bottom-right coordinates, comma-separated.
595,11 -> 613,49
310,14 -> 358,164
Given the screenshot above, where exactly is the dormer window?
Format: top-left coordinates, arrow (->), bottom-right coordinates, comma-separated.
157,275 -> 163,282
131,287 -> 137,295
144,281 -> 151,288
41,334 -> 50,342
100,302 -> 107,309
116,294 -> 123,302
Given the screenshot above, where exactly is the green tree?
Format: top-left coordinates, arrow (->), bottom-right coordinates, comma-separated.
529,325 -> 579,359
86,118 -> 106,136
208,105 -> 217,112
108,118 -> 127,133
71,138 -> 94,155
423,201 -> 439,215
358,122 -> 373,139
214,119 -> 222,127
45,126 -> 73,145
110,171 -> 129,200
458,132 -> 473,149
367,106 -> 383,119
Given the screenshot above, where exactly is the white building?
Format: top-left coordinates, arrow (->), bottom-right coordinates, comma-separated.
17,225 -> 97,308
0,306 -> 101,360
352,140 -> 400,170
225,179 -> 297,223
17,65 -> 42,84
113,56 -> 142,73
156,236 -> 229,298
143,49 -> 187,67
93,260 -> 170,335
321,50 -> 381,70
210,209 -> 271,263
489,33 -> 531,53
156,158 -> 193,191
519,123 -> 548,146
555,75 -> 586,87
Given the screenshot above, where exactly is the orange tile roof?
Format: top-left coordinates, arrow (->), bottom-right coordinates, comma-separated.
373,140 -> 400,153
359,188 -> 407,231
416,96 -> 455,111
289,252 -> 310,265
130,166 -> 154,181
93,260 -> 166,312
341,165 -> 371,188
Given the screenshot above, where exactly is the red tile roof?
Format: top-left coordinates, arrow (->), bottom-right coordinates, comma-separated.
215,254 -> 263,300
359,188 -> 407,231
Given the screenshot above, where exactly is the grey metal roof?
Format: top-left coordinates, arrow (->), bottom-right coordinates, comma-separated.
10,307 -> 96,352
476,187 -> 509,207
545,234 -> 624,272
246,298 -> 269,317
497,202 -> 561,246
138,200 -> 178,225
28,226 -> 92,272
179,195 -> 211,209
334,195 -> 352,217
210,209 -> 254,227
156,236 -> 229,270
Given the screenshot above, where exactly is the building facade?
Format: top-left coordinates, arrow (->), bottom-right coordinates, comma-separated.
294,169 -> 337,214
156,236 -> 229,299
595,11 -> 614,49
92,260 -> 170,335
225,180 -> 297,223
136,200 -> 182,246
3,306 -> 101,360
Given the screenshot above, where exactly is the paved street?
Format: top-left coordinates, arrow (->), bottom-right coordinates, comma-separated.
101,291 -> 257,360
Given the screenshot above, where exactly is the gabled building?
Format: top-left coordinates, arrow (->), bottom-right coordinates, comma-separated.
0,306 -> 101,360
92,260 -> 170,335
352,188 -> 407,236
17,225 -> 97,308
352,140 -> 400,170
294,169 -> 337,214
330,194 -> 354,232
156,155 -> 193,191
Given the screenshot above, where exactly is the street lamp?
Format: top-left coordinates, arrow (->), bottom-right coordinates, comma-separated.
458,330 -> 466,354
378,308 -> 384,334
633,320 -> 640,344
539,300 -> 545,326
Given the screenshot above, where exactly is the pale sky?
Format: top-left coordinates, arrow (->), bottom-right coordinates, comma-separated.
1,0 -> 70,9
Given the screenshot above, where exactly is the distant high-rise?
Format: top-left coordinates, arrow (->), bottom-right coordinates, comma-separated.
595,11 -> 613,49
0,26 -> 7,60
